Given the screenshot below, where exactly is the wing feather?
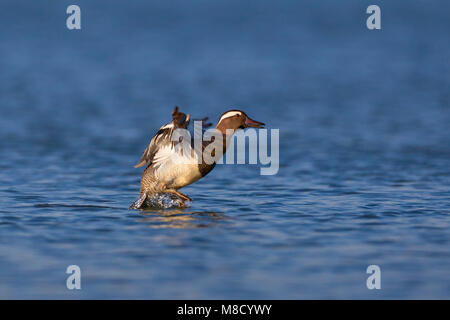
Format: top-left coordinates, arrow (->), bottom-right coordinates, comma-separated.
134,126 -> 173,168
134,106 -> 193,168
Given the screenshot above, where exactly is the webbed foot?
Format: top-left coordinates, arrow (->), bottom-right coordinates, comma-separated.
165,189 -> 192,204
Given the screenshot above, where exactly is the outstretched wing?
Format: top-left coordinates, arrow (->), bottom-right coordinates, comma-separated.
134,106 -> 192,168
133,125 -> 173,168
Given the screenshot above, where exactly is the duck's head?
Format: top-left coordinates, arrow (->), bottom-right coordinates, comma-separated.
216,110 -> 265,132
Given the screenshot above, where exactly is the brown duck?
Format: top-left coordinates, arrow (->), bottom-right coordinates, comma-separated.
130,107 -> 265,209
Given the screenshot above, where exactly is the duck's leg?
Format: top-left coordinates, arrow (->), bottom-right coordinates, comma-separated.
129,192 -> 148,209
165,189 -> 192,202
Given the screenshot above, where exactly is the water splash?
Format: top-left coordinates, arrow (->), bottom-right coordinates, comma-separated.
143,193 -> 189,209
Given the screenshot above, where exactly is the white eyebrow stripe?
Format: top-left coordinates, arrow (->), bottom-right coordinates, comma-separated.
218,111 -> 242,123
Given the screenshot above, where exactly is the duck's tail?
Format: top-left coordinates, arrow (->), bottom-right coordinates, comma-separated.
129,192 -> 148,210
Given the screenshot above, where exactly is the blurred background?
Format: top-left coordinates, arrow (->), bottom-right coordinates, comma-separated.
0,0 -> 449,298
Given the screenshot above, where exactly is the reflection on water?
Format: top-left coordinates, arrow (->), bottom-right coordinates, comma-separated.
139,208 -> 226,229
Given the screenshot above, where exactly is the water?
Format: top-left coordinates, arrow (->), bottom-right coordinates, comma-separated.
0,0 -> 449,299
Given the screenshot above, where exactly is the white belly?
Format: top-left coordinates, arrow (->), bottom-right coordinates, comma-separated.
154,161 -> 202,189
150,143 -> 204,189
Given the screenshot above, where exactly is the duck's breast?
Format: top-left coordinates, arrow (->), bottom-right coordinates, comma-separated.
153,145 -> 203,189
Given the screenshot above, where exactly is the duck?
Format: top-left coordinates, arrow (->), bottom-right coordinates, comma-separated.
130,106 -> 265,209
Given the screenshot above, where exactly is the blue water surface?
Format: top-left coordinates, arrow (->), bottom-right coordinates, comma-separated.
0,0 -> 449,298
